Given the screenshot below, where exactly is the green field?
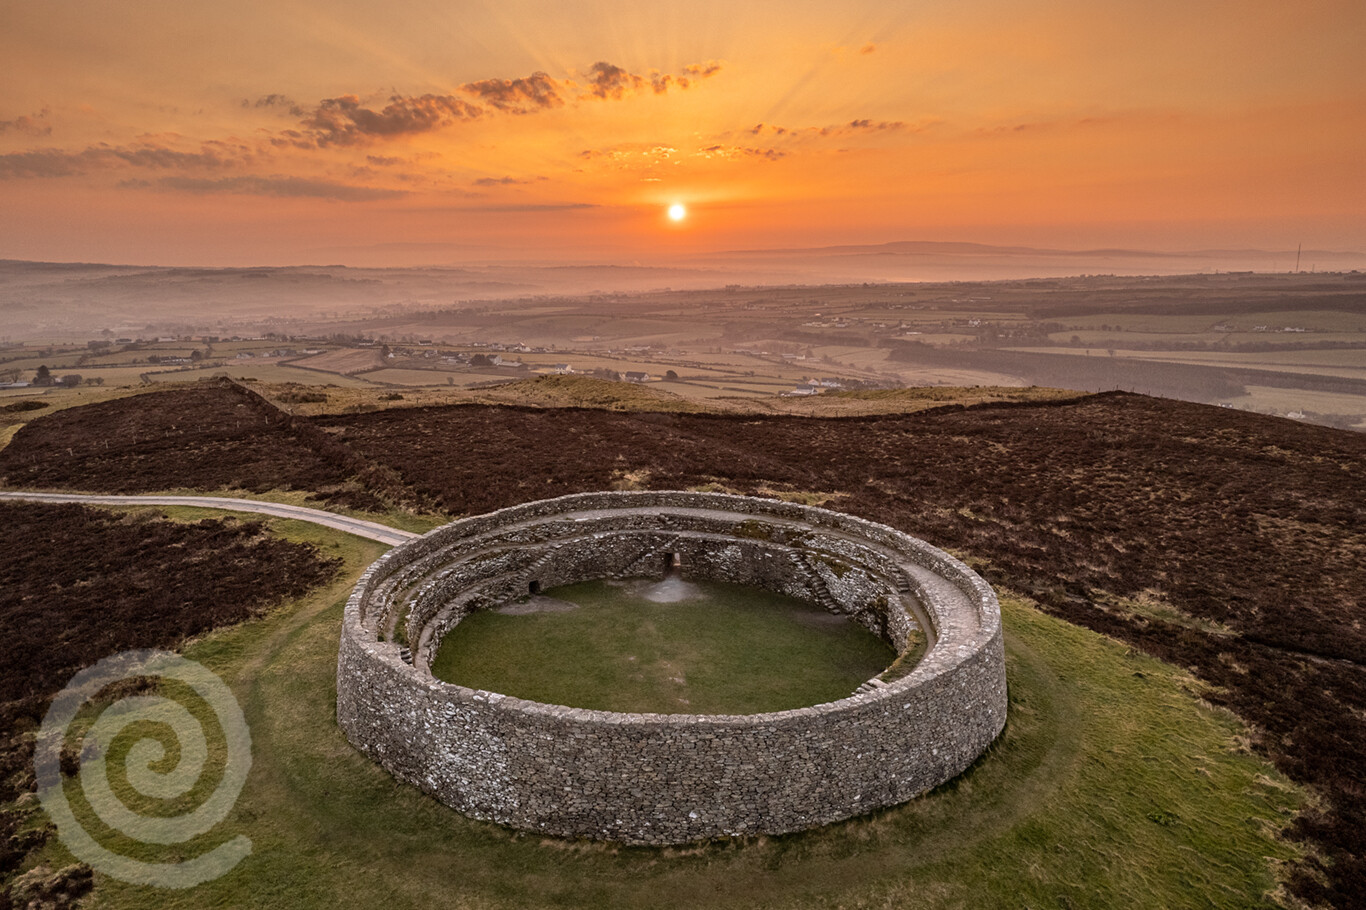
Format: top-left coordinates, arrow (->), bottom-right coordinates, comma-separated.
32,516 -> 1303,910
431,578 -> 894,714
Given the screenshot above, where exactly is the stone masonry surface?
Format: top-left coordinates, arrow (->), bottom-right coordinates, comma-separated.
336,491 -> 1007,844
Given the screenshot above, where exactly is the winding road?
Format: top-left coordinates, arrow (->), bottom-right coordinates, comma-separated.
0,491 -> 420,546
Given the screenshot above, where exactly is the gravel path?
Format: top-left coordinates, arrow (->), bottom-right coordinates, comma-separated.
0,490 -> 419,546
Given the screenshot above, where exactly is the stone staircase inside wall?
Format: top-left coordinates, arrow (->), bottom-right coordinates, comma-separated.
519,544 -> 564,593
797,553 -> 844,615
612,535 -> 682,580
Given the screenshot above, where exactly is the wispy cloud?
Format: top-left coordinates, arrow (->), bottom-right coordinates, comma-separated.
0,108 -> 52,137
749,118 -> 927,140
242,94 -> 300,114
684,61 -> 723,79
123,175 -> 404,200
750,123 -> 790,137
697,144 -> 785,161
577,144 -> 679,165
421,201 -> 598,213
844,118 -> 905,132
974,115 -> 1126,137
472,202 -> 596,212
0,141 -> 246,179
473,175 -> 541,186
0,149 -> 88,178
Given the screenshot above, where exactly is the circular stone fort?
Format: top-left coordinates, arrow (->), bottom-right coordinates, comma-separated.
336,491 -> 1007,844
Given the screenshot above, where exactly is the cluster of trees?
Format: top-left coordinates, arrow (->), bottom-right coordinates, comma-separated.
28,365 -> 95,387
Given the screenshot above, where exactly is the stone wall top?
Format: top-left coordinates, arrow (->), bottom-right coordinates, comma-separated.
336,491 -> 1007,843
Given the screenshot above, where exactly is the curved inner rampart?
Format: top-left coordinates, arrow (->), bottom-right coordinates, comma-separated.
337,491 -> 1007,844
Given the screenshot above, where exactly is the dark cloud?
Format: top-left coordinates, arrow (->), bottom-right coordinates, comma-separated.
584,60 -> 719,100
460,72 -> 564,112
0,109 -> 52,137
296,93 -> 482,146
243,93 -> 297,112
584,62 -> 644,100
267,61 -> 717,149
127,175 -> 404,201
683,61 -> 722,79
0,142 -> 241,179
750,123 -> 791,137
859,43 -> 877,55
366,155 -> 404,166
0,149 -> 86,178
115,148 -> 210,167
844,118 -> 905,132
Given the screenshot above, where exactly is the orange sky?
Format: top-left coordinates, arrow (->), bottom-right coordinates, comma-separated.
2,0 -> 1363,266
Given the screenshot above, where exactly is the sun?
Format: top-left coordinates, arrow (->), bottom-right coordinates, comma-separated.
667,202 -> 687,222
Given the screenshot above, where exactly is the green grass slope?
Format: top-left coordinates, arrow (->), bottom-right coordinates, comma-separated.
430,579 -> 894,714
46,525 -> 1301,910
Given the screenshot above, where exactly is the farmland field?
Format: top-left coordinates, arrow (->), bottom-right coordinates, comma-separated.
5,272 -> 1366,426
147,364 -> 380,386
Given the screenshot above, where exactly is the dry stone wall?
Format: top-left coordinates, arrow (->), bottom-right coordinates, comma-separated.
336,491 -> 1007,844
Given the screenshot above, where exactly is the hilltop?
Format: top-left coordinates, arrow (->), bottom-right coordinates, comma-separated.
0,380 -> 1363,907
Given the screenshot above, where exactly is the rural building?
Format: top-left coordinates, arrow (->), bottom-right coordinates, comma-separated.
623,371 -> 650,382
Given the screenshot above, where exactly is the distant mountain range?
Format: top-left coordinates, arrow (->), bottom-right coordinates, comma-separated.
697,240 -> 1366,281
719,239 -> 1363,259
3,240 -> 1363,341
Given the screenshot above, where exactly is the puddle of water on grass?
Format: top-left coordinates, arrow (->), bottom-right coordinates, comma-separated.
639,576 -> 705,603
